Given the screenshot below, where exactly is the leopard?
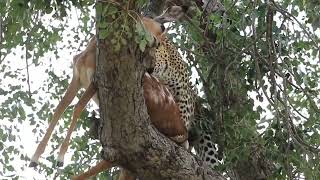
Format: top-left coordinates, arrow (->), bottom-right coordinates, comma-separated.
151,36 -> 220,167
152,37 -> 194,130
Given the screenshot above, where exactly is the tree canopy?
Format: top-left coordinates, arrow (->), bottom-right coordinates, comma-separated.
1,0 -> 320,179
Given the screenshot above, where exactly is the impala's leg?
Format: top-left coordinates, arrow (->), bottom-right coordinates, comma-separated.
73,160 -> 136,180
57,82 -> 97,167
30,77 -> 80,167
72,160 -> 112,180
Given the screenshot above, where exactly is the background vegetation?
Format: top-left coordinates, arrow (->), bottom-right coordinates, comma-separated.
0,0 -> 319,179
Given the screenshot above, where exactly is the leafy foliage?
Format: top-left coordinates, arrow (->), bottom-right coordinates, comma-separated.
172,0 -> 320,178
1,0 -> 320,179
96,1 -> 156,52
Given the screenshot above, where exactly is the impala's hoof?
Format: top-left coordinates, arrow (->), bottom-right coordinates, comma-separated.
29,161 -> 38,167
56,161 -> 64,167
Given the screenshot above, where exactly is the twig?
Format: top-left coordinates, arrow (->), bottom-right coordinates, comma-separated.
187,50 -> 207,85
270,0 -> 319,52
0,16 -> 2,63
280,58 -> 320,112
276,92 -> 320,154
280,55 -> 294,180
25,12 -> 35,99
260,5 -> 320,154
52,168 -> 62,180
252,0 -> 275,107
274,79 -> 309,120
272,66 -> 320,154
178,44 -> 207,58
266,3 -> 277,100
25,44 -> 32,99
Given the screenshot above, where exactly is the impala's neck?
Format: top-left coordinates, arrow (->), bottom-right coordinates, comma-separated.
142,17 -> 166,41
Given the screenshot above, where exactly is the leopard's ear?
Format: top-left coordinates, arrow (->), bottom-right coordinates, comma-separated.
153,5 -> 187,24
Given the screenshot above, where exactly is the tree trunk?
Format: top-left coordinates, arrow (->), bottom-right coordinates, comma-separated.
95,1 -> 225,179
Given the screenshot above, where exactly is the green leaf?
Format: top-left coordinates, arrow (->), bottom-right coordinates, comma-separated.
139,39 -> 147,52
7,165 -> 14,172
99,29 -> 110,39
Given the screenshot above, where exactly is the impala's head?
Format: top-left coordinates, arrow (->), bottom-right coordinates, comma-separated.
141,5 -> 187,43
142,17 -> 166,41
154,5 -> 188,24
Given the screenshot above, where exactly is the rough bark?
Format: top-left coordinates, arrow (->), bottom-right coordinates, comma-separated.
96,25 -> 225,180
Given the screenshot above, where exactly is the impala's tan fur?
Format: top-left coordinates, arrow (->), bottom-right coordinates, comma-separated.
30,17 -> 168,166
31,6 -> 188,180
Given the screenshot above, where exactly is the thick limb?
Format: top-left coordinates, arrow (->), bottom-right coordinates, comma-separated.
30,77 -> 80,166
57,82 -> 97,166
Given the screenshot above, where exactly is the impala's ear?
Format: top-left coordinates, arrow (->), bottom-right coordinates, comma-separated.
154,5 -> 188,24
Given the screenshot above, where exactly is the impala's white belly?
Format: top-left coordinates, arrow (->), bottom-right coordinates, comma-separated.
78,67 -> 99,106
79,67 -> 94,88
